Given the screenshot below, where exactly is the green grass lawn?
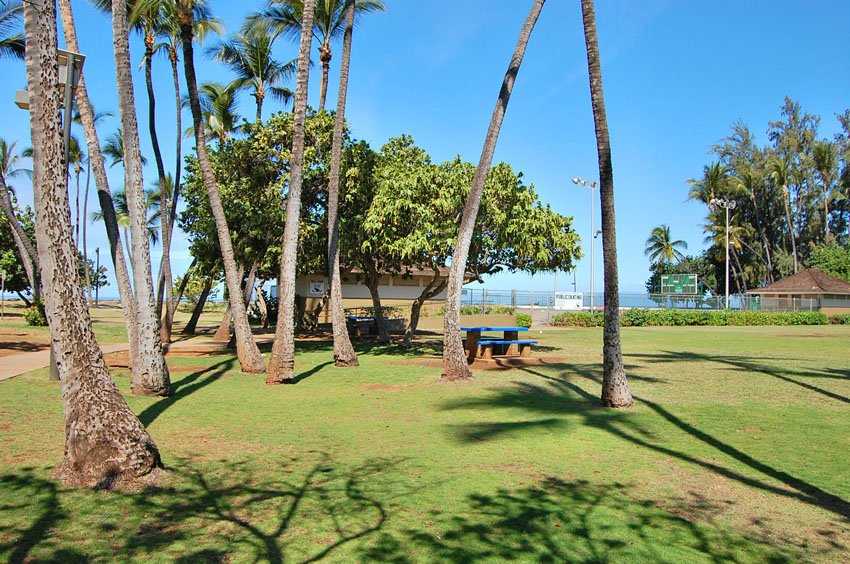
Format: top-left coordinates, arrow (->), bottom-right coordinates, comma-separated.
1,325 -> 848,562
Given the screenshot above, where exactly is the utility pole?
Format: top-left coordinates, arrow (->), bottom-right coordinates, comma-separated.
710,198 -> 737,309
572,177 -> 599,311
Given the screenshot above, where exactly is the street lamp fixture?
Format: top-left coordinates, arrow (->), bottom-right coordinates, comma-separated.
709,198 -> 736,309
572,176 -> 599,311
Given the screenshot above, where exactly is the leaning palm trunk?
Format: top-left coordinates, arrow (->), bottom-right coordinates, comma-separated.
178,1 -> 265,373
442,0 -> 546,381
318,43 -> 331,111
0,175 -> 39,295
267,0 -> 316,384
24,0 -> 162,488
58,0 -> 140,377
83,161 -> 92,302
112,0 -> 170,396
580,0 -> 633,408
162,46 -> 184,333
182,276 -> 213,335
326,1 -> 358,367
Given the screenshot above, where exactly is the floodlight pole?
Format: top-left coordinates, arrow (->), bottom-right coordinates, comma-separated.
572,177 -> 599,311
710,198 -> 736,310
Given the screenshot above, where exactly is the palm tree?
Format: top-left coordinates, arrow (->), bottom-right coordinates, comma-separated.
208,20 -> 295,123
267,0 -> 316,384
0,138 -> 39,296
704,217 -> 752,294
326,0 -> 358,367
183,81 -> 245,142
177,0 -> 266,373
111,0 -> 170,396
580,0 -> 632,408
687,162 -> 729,204
0,0 -> 24,60
254,0 -> 385,111
58,0 -> 143,387
767,156 -> 798,273
67,135 -> 86,246
442,0 -> 546,381
92,189 -> 162,266
813,140 -> 838,238
644,225 -> 687,268
23,0 -> 162,487
732,168 -> 773,282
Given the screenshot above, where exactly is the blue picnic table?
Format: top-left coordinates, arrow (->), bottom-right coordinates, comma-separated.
461,326 -> 537,361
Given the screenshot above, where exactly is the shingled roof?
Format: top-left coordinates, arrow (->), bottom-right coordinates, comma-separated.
748,268 -> 850,295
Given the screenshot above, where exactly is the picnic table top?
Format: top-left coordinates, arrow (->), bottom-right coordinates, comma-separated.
460,326 -> 529,333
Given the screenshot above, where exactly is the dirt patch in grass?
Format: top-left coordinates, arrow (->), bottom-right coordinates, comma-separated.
772,333 -> 836,339
0,329 -> 50,356
360,383 -> 413,392
104,350 -> 130,368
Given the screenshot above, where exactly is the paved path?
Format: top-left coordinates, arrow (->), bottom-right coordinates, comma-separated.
0,333 -> 277,382
0,343 -> 130,382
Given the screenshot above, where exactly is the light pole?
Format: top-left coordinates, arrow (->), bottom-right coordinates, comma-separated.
710,197 -> 736,309
95,247 -> 100,307
16,48 -> 86,381
572,177 -> 599,311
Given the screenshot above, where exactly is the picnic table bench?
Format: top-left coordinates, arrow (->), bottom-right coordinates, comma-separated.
461,326 -> 538,361
346,315 -> 389,336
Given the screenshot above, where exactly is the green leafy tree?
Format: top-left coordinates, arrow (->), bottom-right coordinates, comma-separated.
808,244 -> 850,282
0,203 -> 35,303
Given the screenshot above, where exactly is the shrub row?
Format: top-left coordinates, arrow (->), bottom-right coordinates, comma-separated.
553,309 -> 829,327
830,314 -> 850,325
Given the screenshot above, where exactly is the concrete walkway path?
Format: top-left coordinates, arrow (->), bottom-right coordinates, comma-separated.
0,343 -> 130,382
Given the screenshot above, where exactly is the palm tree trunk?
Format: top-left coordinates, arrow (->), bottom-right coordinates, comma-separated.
170,257 -> 196,317
443,0 -> 545,381
161,47 -> 183,335
0,175 -> 39,294
112,0 -> 170,397
58,0 -> 140,381
24,0 -> 162,487
83,160 -> 92,302
580,0 -> 633,408
750,193 -> 773,283
782,187 -> 798,273
182,275 -> 212,335
178,0 -> 265,374
267,0 -> 316,384
256,280 -> 269,328
255,91 -> 263,124
326,1 -> 358,367
319,42 -> 331,112
74,169 -> 81,245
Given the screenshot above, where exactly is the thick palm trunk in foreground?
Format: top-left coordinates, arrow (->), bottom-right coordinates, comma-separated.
178,0 -> 265,374
24,0 -> 162,487
326,1 -> 358,366
267,0 -> 316,384
112,0 -> 170,397
442,0 -> 546,381
58,0 -> 141,381
580,0 -> 633,408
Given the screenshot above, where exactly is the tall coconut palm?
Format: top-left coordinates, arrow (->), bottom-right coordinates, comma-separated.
0,0 -> 24,60
68,135 -> 86,245
767,156 -> 798,273
580,0 -> 632,408
253,0 -> 385,111
208,21 -> 295,123
177,0 -> 266,373
732,168 -> 773,282
687,162 -> 729,204
813,140 -> 838,238
326,0 -> 357,367
442,0 -> 546,381
111,0 -> 170,396
58,0 -> 143,386
92,188 -> 162,264
0,138 -> 39,296
183,81 -> 245,143
266,0 -> 316,384
644,225 -> 687,268
23,0 -> 162,487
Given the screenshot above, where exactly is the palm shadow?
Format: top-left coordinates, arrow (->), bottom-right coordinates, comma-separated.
439,362 -> 850,524
138,358 -> 235,426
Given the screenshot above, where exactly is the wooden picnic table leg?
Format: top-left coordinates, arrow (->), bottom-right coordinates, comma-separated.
465,332 -> 479,363
504,330 -> 519,356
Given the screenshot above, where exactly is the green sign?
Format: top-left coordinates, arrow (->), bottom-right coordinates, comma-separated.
661,274 -> 698,295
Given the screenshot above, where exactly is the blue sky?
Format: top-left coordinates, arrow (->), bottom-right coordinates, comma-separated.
3,0 -> 849,297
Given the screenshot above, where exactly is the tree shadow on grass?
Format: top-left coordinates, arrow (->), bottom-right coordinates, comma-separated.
632,350 -> 850,404
0,455 -> 412,563
361,477 -> 802,563
138,358 -> 235,426
440,363 -> 850,526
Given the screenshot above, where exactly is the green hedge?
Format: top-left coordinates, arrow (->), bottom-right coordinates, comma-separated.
515,312 -> 533,328
554,309 -> 829,327
830,314 -> 850,325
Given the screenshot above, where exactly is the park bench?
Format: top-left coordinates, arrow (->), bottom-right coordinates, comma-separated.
477,339 -> 538,359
